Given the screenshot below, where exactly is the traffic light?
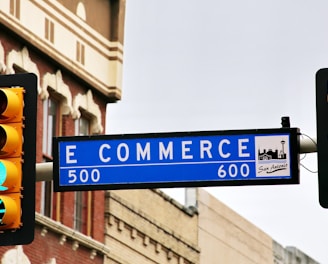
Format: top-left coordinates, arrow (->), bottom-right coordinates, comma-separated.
0,87 -> 24,231
0,73 -> 37,245
316,68 -> 328,208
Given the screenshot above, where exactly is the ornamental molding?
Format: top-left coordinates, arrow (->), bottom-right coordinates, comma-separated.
36,212 -> 110,258
0,41 -> 6,73
6,47 -> 41,92
1,246 -> 31,264
41,70 -> 73,115
72,90 -> 103,134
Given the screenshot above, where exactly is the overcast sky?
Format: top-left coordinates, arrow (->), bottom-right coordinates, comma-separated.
106,1 -> 328,262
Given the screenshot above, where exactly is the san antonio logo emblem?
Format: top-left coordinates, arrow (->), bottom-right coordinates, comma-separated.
255,135 -> 290,178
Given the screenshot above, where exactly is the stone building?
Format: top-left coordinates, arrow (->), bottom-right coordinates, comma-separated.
105,189 -> 200,264
106,188 -> 320,264
197,188 -> 273,263
102,187 -> 320,264
197,188 -> 319,264
273,242 -> 320,264
0,0 -> 125,263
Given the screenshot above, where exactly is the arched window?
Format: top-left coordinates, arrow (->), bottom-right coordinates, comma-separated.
40,71 -> 72,219
73,90 -> 102,235
74,114 -> 90,234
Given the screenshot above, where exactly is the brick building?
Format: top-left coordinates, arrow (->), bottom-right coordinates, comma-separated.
105,189 -> 200,264
0,0 -> 125,263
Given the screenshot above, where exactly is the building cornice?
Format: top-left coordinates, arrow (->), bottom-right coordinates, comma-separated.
0,1 -> 123,102
35,212 -> 110,258
105,191 -> 201,258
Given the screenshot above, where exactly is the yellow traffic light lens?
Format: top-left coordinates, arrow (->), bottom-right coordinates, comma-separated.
0,91 -> 7,116
0,125 -> 20,157
0,195 -> 20,228
0,127 -> 5,152
0,160 -> 19,192
0,89 -> 22,121
0,161 -> 8,191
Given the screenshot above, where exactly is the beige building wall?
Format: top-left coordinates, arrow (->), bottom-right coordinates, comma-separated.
105,189 -> 200,264
103,188 -> 319,263
198,188 -> 273,263
0,0 -> 124,101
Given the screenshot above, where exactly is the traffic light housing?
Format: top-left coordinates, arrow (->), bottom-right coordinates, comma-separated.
0,73 -> 37,245
316,68 -> 328,208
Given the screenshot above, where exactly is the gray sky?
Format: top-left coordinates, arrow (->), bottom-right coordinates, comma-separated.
106,1 -> 328,262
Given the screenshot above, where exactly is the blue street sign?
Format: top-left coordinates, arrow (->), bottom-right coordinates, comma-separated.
53,128 -> 300,191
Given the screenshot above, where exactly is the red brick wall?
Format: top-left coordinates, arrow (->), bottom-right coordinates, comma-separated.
92,190 -> 105,241
0,225 -> 103,264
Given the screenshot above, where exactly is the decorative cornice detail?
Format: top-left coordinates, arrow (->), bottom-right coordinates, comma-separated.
6,47 -> 41,92
36,212 -> 110,257
0,41 -> 6,73
72,90 -> 103,133
41,70 -> 73,115
105,192 -> 200,264
1,246 -> 31,264
106,213 -> 195,264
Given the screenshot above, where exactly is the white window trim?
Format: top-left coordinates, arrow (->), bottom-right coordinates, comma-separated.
6,46 -> 41,92
72,90 -> 103,134
41,70 -> 73,115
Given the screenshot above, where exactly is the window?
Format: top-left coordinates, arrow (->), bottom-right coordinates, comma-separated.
42,97 -> 58,159
72,92 -> 102,235
74,115 -> 92,235
41,97 -> 59,218
75,116 -> 89,136
74,191 -> 85,232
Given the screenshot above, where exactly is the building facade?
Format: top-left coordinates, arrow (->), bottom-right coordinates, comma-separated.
105,188 -> 320,264
197,188 -> 273,263
197,188 -> 319,264
0,0 -> 125,263
105,189 -> 200,264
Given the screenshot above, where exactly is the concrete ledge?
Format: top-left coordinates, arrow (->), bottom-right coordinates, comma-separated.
35,212 -> 110,257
